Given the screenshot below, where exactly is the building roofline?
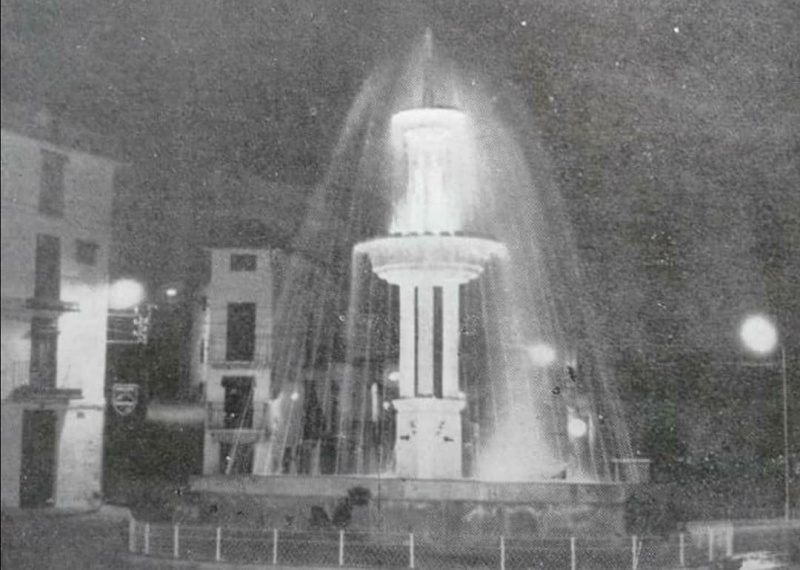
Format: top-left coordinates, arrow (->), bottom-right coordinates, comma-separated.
1,99 -> 125,163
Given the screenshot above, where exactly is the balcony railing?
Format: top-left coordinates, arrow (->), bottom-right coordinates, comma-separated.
24,297 -> 80,313
2,360 -> 82,402
1,360 -> 30,392
206,402 -> 270,434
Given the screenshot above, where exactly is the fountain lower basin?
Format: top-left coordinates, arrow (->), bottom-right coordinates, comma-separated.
189,474 -> 629,538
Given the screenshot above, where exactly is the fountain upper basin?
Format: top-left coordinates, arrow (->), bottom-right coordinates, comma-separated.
355,234 -> 508,286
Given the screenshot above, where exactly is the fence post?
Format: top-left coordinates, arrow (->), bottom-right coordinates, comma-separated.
339,530 -> 345,567
500,536 -> 506,570
708,527 -> 714,563
215,527 -> 222,562
409,532 -> 415,569
679,532 -> 685,567
144,523 -> 150,556
128,518 -> 136,553
173,524 -> 180,559
570,537 -> 577,570
725,525 -> 733,557
272,529 -> 278,566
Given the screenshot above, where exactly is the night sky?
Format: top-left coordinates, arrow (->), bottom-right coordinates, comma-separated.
2,0 -> 798,499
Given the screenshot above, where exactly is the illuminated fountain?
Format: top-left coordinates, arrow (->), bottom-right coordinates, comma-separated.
190,30 -> 634,538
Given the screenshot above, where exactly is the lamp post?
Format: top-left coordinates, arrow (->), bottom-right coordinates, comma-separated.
739,315 -> 790,521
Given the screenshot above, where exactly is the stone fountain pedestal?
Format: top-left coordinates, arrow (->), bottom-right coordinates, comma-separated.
393,398 -> 465,480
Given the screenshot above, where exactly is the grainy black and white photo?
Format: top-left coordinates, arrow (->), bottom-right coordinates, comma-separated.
1,1 -> 798,568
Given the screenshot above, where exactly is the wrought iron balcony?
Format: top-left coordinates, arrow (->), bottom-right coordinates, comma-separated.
24,297 -> 80,313
1,360 -> 29,393
2,360 -> 82,403
205,402 -> 270,443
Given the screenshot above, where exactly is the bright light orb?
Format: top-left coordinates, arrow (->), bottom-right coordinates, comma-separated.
568,417 -> 588,438
290,391 -> 300,402
109,279 -> 145,310
740,315 -> 778,355
527,343 -> 557,366
165,287 -> 179,298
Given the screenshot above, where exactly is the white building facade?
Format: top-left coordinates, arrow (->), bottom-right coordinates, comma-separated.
1,104 -> 118,509
192,248 -> 285,476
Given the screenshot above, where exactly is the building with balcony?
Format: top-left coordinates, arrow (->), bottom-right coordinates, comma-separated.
191,247 -> 285,475
191,240 -> 368,477
1,102 -> 120,509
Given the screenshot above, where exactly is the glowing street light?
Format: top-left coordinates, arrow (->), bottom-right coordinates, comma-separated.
739,314 -> 790,521
740,314 -> 778,355
109,278 -> 145,310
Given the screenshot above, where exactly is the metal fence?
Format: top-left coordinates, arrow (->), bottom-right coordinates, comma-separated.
128,519 -> 798,569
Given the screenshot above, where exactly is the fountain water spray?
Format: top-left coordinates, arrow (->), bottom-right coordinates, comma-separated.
266,29 -> 634,483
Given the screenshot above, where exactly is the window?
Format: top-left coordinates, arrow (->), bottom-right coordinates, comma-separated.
34,235 -> 60,301
230,254 -> 257,272
39,150 -> 67,217
75,239 -> 98,265
226,302 -> 256,361
30,318 -> 58,388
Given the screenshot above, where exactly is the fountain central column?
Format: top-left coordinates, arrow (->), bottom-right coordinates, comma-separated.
355,107 -> 508,480
391,275 -> 466,479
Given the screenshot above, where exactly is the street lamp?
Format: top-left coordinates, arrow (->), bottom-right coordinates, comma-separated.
739,315 -> 790,521
109,278 -> 145,310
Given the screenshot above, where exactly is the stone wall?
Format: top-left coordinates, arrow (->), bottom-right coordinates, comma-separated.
190,475 -> 628,538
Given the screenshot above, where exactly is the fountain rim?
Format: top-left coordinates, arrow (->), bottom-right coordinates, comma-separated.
353,233 -> 509,285
391,106 -> 467,123
390,107 -> 470,146
355,230 -> 504,244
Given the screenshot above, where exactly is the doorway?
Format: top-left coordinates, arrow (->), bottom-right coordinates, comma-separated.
222,376 -> 254,429
20,410 -> 58,508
